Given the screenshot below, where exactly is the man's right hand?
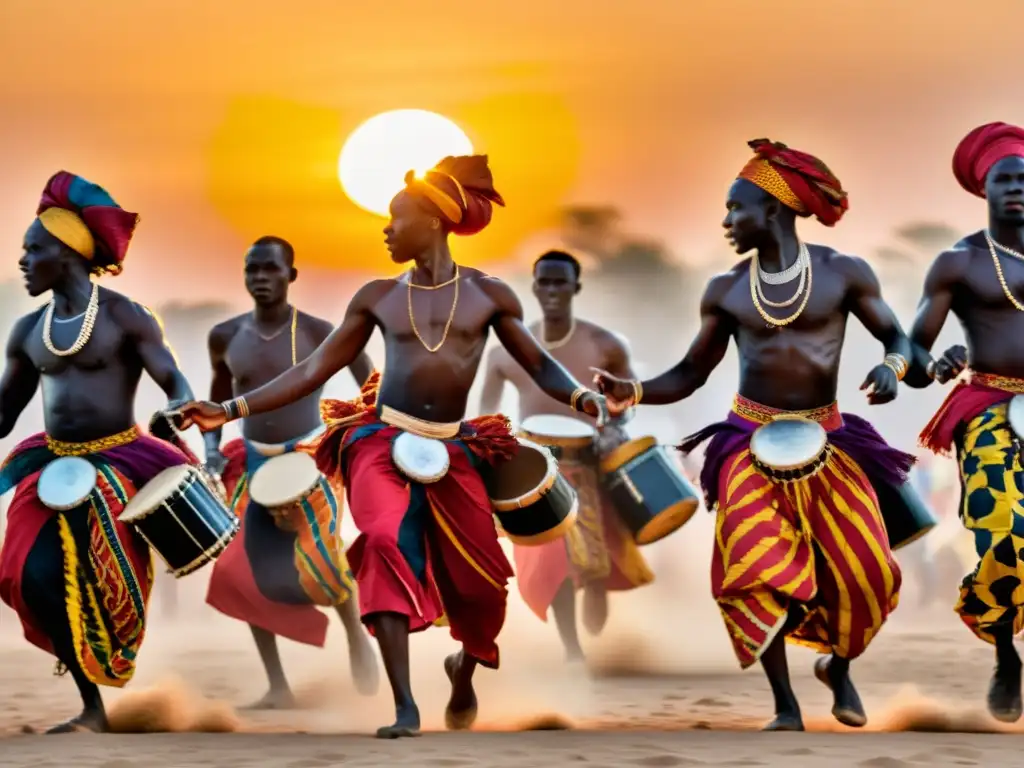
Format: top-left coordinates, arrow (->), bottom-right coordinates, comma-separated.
931,344 -> 968,384
205,449 -> 227,476
590,367 -> 636,416
177,401 -> 229,432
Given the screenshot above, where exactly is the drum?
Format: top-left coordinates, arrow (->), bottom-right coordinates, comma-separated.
518,414 -> 596,461
599,436 -> 700,545
37,456 -> 98,511
391,431 -> 450,484
1008,395 -> 1024,438
870,477 -> 938,551
119,465 -> 239,578
248,451 -> 325,532
748,416 -> 830,482
481,438 -> 578,546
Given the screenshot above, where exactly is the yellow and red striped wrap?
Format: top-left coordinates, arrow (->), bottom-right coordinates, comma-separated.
712,396 -> 901,668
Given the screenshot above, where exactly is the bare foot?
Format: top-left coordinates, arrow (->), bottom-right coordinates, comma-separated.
814,656 -> 867,727
988,656 -> 1023,723
581,583 -> 608,637
444,652 -> 478,731
46,708 -> 108,734
762,712 -> 804,731
349,635 -> 380,697
376,703 -> 421,739
242,688 -> 297,711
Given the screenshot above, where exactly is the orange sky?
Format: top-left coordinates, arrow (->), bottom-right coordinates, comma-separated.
2,0 -> 1023,310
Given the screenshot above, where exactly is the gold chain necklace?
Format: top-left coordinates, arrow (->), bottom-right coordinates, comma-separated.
750,247 -> 813,328
542,319 -> 576,350
755,245 -> 808,308
988,232 -> 1024,262
43,282 -> 100,357
252,306 -> 298,365
408,264 -> 460,352
985,232 -> 1024,312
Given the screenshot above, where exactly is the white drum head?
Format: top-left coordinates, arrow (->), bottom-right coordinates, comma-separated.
520,414 -> 596,439
249,452 -> 321,507
38,457 -> 98,511
749,417 -> 827,471
120,465 -> 194,521
391,432 -> 450,484
1008,395 -> 1024,438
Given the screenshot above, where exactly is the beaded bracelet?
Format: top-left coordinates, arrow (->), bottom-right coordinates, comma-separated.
220,396 -> 251,421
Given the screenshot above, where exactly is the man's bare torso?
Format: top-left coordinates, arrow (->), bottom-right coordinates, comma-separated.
214,310 -> 331,444
490,319 -> 615,427
20,288 -> 149,442
944,231 -> 1024,378
368,266 -> 506,423
716,246 -> 856,410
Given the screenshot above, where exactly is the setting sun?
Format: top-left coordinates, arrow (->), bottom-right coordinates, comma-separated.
338,109 -> 473,218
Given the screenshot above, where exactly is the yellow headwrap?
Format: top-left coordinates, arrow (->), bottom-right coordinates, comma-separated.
404,170 -> 468,224
737,157 -> 807,215
37,207 -> 96,260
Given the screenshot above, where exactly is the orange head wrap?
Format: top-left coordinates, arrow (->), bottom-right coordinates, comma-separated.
403,155 -> 505,236
736,139 -> 849,227
952,122 -> 1024,198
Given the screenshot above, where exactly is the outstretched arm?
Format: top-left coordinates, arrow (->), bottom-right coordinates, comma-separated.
122,303 -> 194,404
904,250 -> 965,388
237,284 -> 379,416
0,314 -> 41,440
595,275 -> 734,406
478,346 -> 508,415
483,277 -> 605,419
841,255 -> 911,404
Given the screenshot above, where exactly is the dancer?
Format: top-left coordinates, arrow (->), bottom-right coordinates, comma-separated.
177,155 -> 607,738
479,249 -> 653,661
203,235 -> 378,708
907,122 -> 1024,722
594,139 -> 912,731
0,172 -> 198,732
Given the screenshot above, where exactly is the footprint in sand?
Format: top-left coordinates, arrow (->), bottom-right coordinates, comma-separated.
858,758 -> 909,768
630,756 -> 704,766
692,697 -> 732,708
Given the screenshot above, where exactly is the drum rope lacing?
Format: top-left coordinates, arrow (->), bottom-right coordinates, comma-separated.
42,281 -> 100,357
407,264 -> 460,353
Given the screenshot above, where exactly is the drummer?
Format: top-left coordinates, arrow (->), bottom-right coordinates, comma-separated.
202,235 -> 379,709
177,155 -> 607,739
905,122 -> 1024,722
0,172 -> 199,733
594,139 -> 913,732
478,250 -> 653,662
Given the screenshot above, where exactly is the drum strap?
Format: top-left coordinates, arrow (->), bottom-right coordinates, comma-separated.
380,405 -> 460,440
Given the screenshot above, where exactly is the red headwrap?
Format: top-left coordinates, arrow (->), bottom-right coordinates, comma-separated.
36,171 -> 140,276
404,155 -> 505,236
952,122 -> 1024,198
736,139 -> 849,227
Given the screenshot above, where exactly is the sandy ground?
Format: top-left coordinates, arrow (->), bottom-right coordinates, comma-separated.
0,518 -> 1015,767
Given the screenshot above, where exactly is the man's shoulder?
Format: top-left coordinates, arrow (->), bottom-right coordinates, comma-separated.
577,318 -> 627,348
296,309 -> 334,336
8,305 -> 45,344
351,277 -> 399,308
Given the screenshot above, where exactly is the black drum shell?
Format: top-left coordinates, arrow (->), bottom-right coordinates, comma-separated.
128,472 -> 238,578
601,438 -> 700,546
870,476 -> 938,551
482,440 -> 579,546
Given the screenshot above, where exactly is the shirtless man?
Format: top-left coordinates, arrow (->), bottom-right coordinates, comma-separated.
203,235 -> 378,709
179,155 -> 607,738
479,250 -> 652,661
595,139 -> 914,731
0,172 -> 197,732
906,122 -> 1024,722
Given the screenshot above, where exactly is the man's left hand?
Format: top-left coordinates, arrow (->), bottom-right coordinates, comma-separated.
860,363 -> 898,405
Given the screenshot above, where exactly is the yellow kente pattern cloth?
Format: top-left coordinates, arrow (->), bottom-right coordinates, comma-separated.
954,402 -> 1024,643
